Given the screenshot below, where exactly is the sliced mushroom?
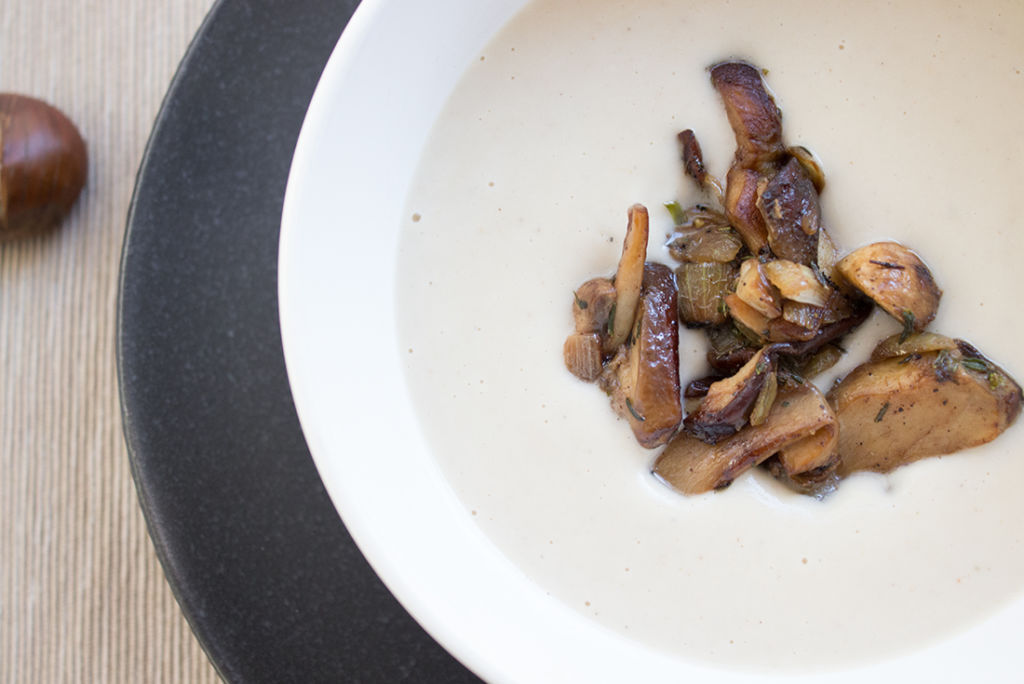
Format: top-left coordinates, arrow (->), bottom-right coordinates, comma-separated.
655,382 -> 838,495
600,263 -> 682,448
835,241 -> 942,333
870,331 -> 958,362
605,204 -> 650,352
763,259 -> 831,307
571,277 -> 617,336
757,157 -> 821,266
678,129 -> 724,202
828,340 -> 1022,476
723,166 -> 771,255
709,61 -> 785,170
683,346 -> 775,443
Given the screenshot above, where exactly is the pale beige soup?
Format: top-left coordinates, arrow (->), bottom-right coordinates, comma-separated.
397,0 -> 1024,671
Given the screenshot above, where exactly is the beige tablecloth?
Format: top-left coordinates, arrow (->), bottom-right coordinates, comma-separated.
2,1 -> 222,681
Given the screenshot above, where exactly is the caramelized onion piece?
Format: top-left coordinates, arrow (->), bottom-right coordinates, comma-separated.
667,225 -> 743,263
676,261 -> 736,327
655,383 -> 838,495
835,241 -> 941,333
828,341 -> 1022,476
781,301 -> 826,331
763,259 -> 830,307
601,263 -> 682,448
735,258 -> 782,318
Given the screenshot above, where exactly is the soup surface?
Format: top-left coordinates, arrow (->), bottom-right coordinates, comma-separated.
397,0 -> 1024,671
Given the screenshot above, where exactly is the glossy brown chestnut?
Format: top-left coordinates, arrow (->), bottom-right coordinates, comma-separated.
0,93 -> 87,241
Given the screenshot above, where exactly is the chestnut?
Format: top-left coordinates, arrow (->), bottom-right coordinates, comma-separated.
0,93 -> 87,241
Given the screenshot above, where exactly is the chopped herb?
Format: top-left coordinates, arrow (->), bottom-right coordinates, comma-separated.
574,292 -> 588,309
989,372 -> 1003,390
664,201 -> 687,225
628,316 -> 643,346
755,358 -> 769,374
782,401 -> 791,407
898,354 -> 916,365
869,259 -> 905,270
899,310 -> 916,344
625,397 -> 646,422
874,401 -> 890,422
961,357 -> 990,373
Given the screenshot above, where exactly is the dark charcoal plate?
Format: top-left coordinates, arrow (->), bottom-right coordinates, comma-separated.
117,0 -> 479,681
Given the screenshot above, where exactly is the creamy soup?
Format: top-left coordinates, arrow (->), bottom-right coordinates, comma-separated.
396,0 -> 1024,672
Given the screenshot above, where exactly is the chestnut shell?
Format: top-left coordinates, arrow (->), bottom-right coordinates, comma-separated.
0,93 -> 88,241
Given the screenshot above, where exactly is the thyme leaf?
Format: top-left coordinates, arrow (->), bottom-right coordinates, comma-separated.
874,401 -> 890,423
625,397 -> 646,422
961,357 -> 990,373
899,310 -> 916,344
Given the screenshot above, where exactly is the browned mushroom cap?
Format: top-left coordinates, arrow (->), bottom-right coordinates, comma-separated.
828,339 -> 1021,476
757,157 -> 821,266
709,61 -> 785,170
600,263 -> 682,448
655,382 -> 838,495
835,241 -> 941,333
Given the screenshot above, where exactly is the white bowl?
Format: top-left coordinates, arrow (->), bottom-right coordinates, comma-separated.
280,0 -> 1024,680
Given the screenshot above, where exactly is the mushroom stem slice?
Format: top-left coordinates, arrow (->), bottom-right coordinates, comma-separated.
828,340 -> 1022,476
606,204 -> 650,352
835,241 -> 942,333
655,383 -> 838,495
563,333 -> 603,381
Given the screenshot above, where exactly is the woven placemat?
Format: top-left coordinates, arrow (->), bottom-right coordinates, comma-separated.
1,1 -> 221,680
